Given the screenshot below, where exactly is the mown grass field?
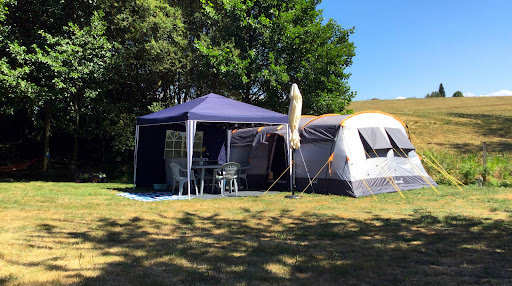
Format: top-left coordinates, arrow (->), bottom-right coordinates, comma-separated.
348,96 -> 512,153
1,182 -> 511,285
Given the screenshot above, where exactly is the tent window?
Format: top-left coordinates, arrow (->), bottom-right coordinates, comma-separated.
164,130 -> 203,158
358,128 -> 392,151
384,127 -> 415,150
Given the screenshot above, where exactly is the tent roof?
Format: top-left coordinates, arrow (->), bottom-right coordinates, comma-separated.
137,93 -> 288,126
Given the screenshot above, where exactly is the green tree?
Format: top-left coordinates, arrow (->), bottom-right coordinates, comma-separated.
101,0 -> 188,106
93,0 -> 190,163
38,12 -> 113,167
1,0 -> 359,177
425,91 -> 442,98
453,91 -> 464,97
194,0 -> 355,114
438,83 -> 446,97
0,0 -> 110,172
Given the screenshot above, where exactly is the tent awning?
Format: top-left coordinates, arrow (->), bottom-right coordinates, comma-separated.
137,93 -> 287,126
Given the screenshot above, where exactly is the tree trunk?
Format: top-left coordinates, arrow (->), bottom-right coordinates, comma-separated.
72,95 -> 80,170
243,88 -> 251,103
42,105 -> 51,173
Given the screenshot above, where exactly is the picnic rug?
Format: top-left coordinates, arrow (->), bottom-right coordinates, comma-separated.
117,192 -> 193,202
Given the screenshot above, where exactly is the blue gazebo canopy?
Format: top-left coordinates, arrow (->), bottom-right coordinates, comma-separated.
137,93 -> 287,126
134,93 -> 289,192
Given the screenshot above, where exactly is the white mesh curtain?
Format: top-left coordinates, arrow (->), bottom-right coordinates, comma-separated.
186,120 -> 197,199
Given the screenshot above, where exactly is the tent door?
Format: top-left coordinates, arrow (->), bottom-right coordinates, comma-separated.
267,134 -> 288,188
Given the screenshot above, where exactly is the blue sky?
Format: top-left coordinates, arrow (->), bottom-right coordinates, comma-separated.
318,0 -> 512,101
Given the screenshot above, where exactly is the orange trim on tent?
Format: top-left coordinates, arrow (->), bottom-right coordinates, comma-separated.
257,126 -> 264,132
276,125 -> 284,130
301,114 -> 341,130
339,110 -> 407,128
328,153 -> 334,175
231,129 -> 238,134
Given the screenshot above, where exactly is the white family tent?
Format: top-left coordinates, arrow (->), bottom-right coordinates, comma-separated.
230,111 -> 437,197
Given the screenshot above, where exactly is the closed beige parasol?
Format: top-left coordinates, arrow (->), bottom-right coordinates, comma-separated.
288,83 -> 302,150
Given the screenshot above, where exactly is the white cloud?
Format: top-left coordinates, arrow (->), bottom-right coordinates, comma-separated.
482,90 -> 512,97
464,90 -> 512,97
395,96 -> 406,100
463,92 -> 477,97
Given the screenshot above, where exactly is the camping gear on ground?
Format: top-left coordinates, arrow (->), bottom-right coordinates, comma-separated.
134,93 -> 288,198
75,171 -> 107,183
230,111 -> 437,198
0,158 -> 40,172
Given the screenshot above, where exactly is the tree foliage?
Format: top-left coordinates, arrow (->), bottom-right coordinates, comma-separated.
1,0 -> 111,170
101,0 -> 189,106
438,83 -> 446,97
426,83 -> 447,98
453,91 -> 463,97
425,91 -> 441,98
0,0 -> 357,177
195,0 -> 355,114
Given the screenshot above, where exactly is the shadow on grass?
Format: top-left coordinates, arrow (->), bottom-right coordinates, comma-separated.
447,113 -> 512,152
19,210 -> 512,285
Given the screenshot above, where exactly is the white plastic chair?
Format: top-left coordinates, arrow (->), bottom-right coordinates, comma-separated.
217,162 -> 241,196
238,162 -> 250,190
169,163 -> 198,196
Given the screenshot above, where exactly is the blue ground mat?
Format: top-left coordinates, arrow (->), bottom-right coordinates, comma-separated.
117,192 -> 193,202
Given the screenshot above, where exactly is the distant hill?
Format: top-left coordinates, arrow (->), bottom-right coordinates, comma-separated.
347,96 -> 512,153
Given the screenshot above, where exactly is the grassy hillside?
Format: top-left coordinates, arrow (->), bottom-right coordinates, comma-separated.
348,96 -> 512,153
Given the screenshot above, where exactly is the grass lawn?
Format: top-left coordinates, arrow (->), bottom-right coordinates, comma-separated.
0,182 -> 511,285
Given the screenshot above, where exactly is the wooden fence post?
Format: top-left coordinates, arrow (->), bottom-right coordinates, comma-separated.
482,142 -> 487,183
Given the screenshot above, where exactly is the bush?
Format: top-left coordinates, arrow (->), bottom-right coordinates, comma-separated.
420,150 -> 511,187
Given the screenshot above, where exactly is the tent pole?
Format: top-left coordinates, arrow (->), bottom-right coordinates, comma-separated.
285,124 -> 299,198
133,125 -> 140,190
227,128 -> 231,162
286,125 -> 292,193
292,148 -> 296,195
186,120 -> 197,200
